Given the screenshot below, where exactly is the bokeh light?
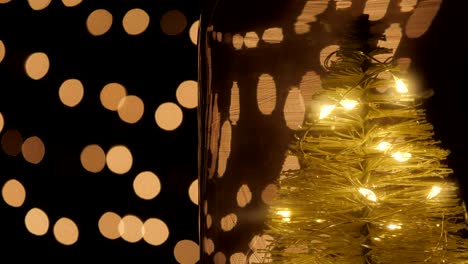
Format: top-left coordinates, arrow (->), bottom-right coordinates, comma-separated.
28,0 -> 51,11
214,252 -> 226,264
62,0 -> 82,7
320,45 -> 339,68
188,179 -> 198,205
117,95 -> 144,124
176,80 -> 198,109
189,20 -> 199,45
25,207 -> 49,236
118,214 -> 144,243
236,184 -> 252,208
0,40 -> 5,63
25,52 -> 49,80
59,79 -> 84,107
21,136 -> 45,164
19,136 -> 44,164
203,237 -> 214,255
283,87 -> 305,130
244,31 -> 259,48
230,252 -> 247,264
100,82 -> 127,111
405,0 -> 441,38
160,10 -> 187,36
133,171 -> 161,200
220,213 -> 237,231
2,179 -> 26,207
1,129 -> 23,156
155,102 -> 183,131
0,112 -> 4,133
232,34 -> 243,50
98,211 -> 121,240
262,27 -> 283,44
123,8 -> 150,36
257,74 -> 276,115
174,240 -> 199,264
87,9 -> 113,36
261,184 -> 278,205
80,144 -> 106,173
143,218 -> 169,246
53,217 -> 79,245
106,145 -> 133,175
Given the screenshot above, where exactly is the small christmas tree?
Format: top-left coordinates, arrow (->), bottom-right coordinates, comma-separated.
263,15 -> 468,263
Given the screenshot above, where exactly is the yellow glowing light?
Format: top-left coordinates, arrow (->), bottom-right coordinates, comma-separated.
277,210 -> 291,222
427,186 -> 442,199
319,105 -> 335,119
315,219 -> 325,223
339,99 -> 358,110
387,224 -> 402,230
392,151 -> 412,162
394,77 -> 408,93
358,188 -> 377,202
375,141 -> 392,152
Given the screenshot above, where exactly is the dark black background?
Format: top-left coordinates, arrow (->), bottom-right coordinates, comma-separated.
1,0 -> 467,263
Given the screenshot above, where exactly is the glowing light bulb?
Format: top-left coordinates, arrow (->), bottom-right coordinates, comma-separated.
358,188 -> 377,202
319,105 -> 335,119
392,151 -> 412,162
427,186 -> 442,199
387,224 -> 402,230
375,141 -> 392,152
277,210 -> 291,222
315,219 -> 325,223
339,99 -> 358,110
394,77 -> 408,93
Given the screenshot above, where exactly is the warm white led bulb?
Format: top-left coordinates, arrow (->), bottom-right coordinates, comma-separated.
387,224 -> 402,230
394,77 -> 408,93
319,105 -> 335,119
358,188 -> 377,202
427,186 -> 442,199
392,151 -> 412,162
277,210 -> 291,222
339,99 -> 358,110
375,141 -> 392,152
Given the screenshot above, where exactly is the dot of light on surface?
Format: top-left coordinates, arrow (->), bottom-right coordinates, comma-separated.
53,217 -> 79,245
176,80 -> 198,109
133,171 -> 161,200
143,218 -> 169,246
220,213 -> 237,231
160,10 -> 187,36
98,211 -> 121,240
0,40 -> 5,63
206,214 -> 212,229
100,82 -> 127,111
21,136 -> 45,164
25,207 -> 49,236
214,252 -> 226,264
59,79 -> 84,107
230,252 -> 247,264
203,237 -> 214,255
174,240 -> 200,264
87,9 -> 113,36
261,183 -> 278,205
118,215 -> 144,243
62,0 -> 82,7
236,184 -> 252,208
106,145 -> 133,174
232,34 -> 243,50
257,73 -> 276,115
1,129 -> 23,156
320,45 -> 339,68
25,52 -> 49,80
262,27 -> 283,44
28,0 -> 51,10
0,112 -> 4,133
2,179 -> 26,207
117,95 -> 144,124
0,0 -> 12,4
244,31 -> 259,48
189,20 -> 199,45
188,179 -> 198,205
155,102 -> 183,131
123,8 -> 150,35
80,144 -> 106,173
